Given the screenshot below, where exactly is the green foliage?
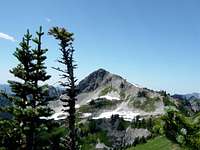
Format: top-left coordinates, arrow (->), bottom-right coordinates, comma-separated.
163,96 -> 176,107
78,120 -> 112,150
90,98 -> 121,109
117,117 -> 127,130
79,99 -> 121,113
120,91 -> 126,99
0,119 -> 22,149
131,116 -> 151,130
90,99 -> 113,108
158,90 -> 168,97
88,120 -> 97,133
79,130 -> 111,149
79,105 -> 92,113
137,91 -> 148,97
177,99 -> 195,116
176,135 -> 185,145
126,136 -> 189,150
132,99 -> 142,107
152,118 -> 165,135
99,86 -> 117,97
163,108 -> 200,149
36,125 -> 68,150
130,97 -> 160,112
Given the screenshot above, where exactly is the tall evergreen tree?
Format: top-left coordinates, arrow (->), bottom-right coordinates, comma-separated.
48,27 -> 77,150
1,27 -> 53,150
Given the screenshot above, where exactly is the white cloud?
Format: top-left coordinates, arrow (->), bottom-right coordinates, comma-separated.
0,32 -> 15,42
45,17 -> 52,22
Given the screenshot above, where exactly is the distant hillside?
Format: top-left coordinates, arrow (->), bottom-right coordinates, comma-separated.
172,93 -> 200,100
172,93 -> 200,113
0,84 -> 63,119
0,84 -> 12,94
0,84 -> 63,97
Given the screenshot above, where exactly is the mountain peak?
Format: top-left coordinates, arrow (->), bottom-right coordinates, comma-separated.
90,68 -> 110,78
77,68 -> 141,95
93,68 -> 110,74
77,68 -> 110,93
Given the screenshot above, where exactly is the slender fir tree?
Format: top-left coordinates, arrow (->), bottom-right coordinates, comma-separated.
48,27 -> 77,150
2,27 -> 53,150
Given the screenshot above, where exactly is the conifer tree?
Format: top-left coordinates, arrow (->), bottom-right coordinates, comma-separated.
2,27 -> 53,150
48,27 -> 77,150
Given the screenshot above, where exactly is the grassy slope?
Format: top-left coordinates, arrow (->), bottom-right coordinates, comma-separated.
126,136 -> 189,150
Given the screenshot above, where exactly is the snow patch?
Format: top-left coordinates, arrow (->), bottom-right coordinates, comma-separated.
86,95 -> 120,104
40,111 -> 67,120
93,110 -> 139,122
86,99 -> 92,103
82,113 -> 92,118
75,104 -> 80,109
41,103 -> 81,121
93,100 -> 140,121
99,95 -> 120,100
132,83 -> 143,88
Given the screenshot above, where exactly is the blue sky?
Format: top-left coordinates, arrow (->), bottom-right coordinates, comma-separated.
1,0 -> 200,94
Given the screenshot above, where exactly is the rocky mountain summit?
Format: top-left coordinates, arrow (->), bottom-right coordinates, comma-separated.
50,68 -> 166,121
77,68 -> 141,105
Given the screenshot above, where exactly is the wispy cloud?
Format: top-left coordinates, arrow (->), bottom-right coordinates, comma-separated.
0,32 -> 15,42
45,17 -> 52,22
